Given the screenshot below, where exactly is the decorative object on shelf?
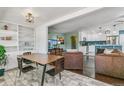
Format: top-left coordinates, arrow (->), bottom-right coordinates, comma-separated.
1,37 -> 5,40
3,25 -> 8,30
6,36 -> 12,40
0,36 -> 12,40
0,45 -> 7,76
25,42 -> 30,46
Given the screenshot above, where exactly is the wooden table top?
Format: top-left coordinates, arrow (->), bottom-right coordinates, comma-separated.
18,53 -> 64,65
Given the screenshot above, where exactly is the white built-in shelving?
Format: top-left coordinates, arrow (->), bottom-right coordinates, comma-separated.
0,30 -> 17,36
18,25 -> 35,51
0,21 -> 35,70
0,22 -> 18,52
0,21 -> 35,53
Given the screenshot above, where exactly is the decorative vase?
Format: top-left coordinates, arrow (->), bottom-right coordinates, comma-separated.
4,25 -> 8,30
6,36 -> 12,40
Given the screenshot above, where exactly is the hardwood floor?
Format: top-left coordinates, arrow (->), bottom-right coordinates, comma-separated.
67,69 -> 83,74
95,73 -> 124,86
67,69 -> 124,86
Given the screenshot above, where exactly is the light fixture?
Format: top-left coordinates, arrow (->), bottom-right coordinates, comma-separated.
113,24 -> 117,34
25,12 -> 34,23
98,27 -> 102,35
22,8 -> 38,23
58,41 -> 61,44
105,30 -> 110,34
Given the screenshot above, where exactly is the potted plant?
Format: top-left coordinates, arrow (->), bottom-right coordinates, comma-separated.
0,45 -> 7,76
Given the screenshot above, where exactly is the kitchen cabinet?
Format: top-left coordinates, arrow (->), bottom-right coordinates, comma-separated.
79,32 -> 106,41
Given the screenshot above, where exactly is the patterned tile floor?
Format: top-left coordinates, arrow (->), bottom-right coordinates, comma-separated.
0,65 -> 111,86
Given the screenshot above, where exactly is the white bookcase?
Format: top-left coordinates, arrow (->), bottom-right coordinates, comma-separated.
0,22 -> 18,52
0,21 -> 35,70
18,25 -> 35,51
0,21 -> 35,52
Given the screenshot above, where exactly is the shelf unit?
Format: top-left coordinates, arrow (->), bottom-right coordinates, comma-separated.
0,30 -> 17,36
0,21 -> 35,70
18,25 -> 35,51
0,21 -> 35,53
0,22 -> 18,52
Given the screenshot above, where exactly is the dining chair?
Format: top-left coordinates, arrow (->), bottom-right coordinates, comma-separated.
46,57 -> 64,85
17,57 -> 36,76
14,57 -> 36,85
23,52 -> 39,69
23,52 -> 33,64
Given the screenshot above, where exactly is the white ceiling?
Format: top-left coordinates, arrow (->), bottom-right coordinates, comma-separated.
49,7 -> 124,33
0,7 -> 84,28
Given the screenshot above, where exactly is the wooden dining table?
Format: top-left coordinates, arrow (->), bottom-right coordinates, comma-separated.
18,53 -> 64,86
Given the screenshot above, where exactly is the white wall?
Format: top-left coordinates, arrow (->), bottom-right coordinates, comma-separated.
35,25 -> 48,54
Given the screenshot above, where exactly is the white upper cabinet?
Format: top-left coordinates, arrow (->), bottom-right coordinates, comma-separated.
96,34 -> 106,41
79,32 -> 106,41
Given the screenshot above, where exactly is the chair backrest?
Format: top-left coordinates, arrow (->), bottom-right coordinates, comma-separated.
55,57 -> 64,73
22,52 -> 32,64
50,48 -> 63,56
50,49 -> 56,55
23,52 -> 31,55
